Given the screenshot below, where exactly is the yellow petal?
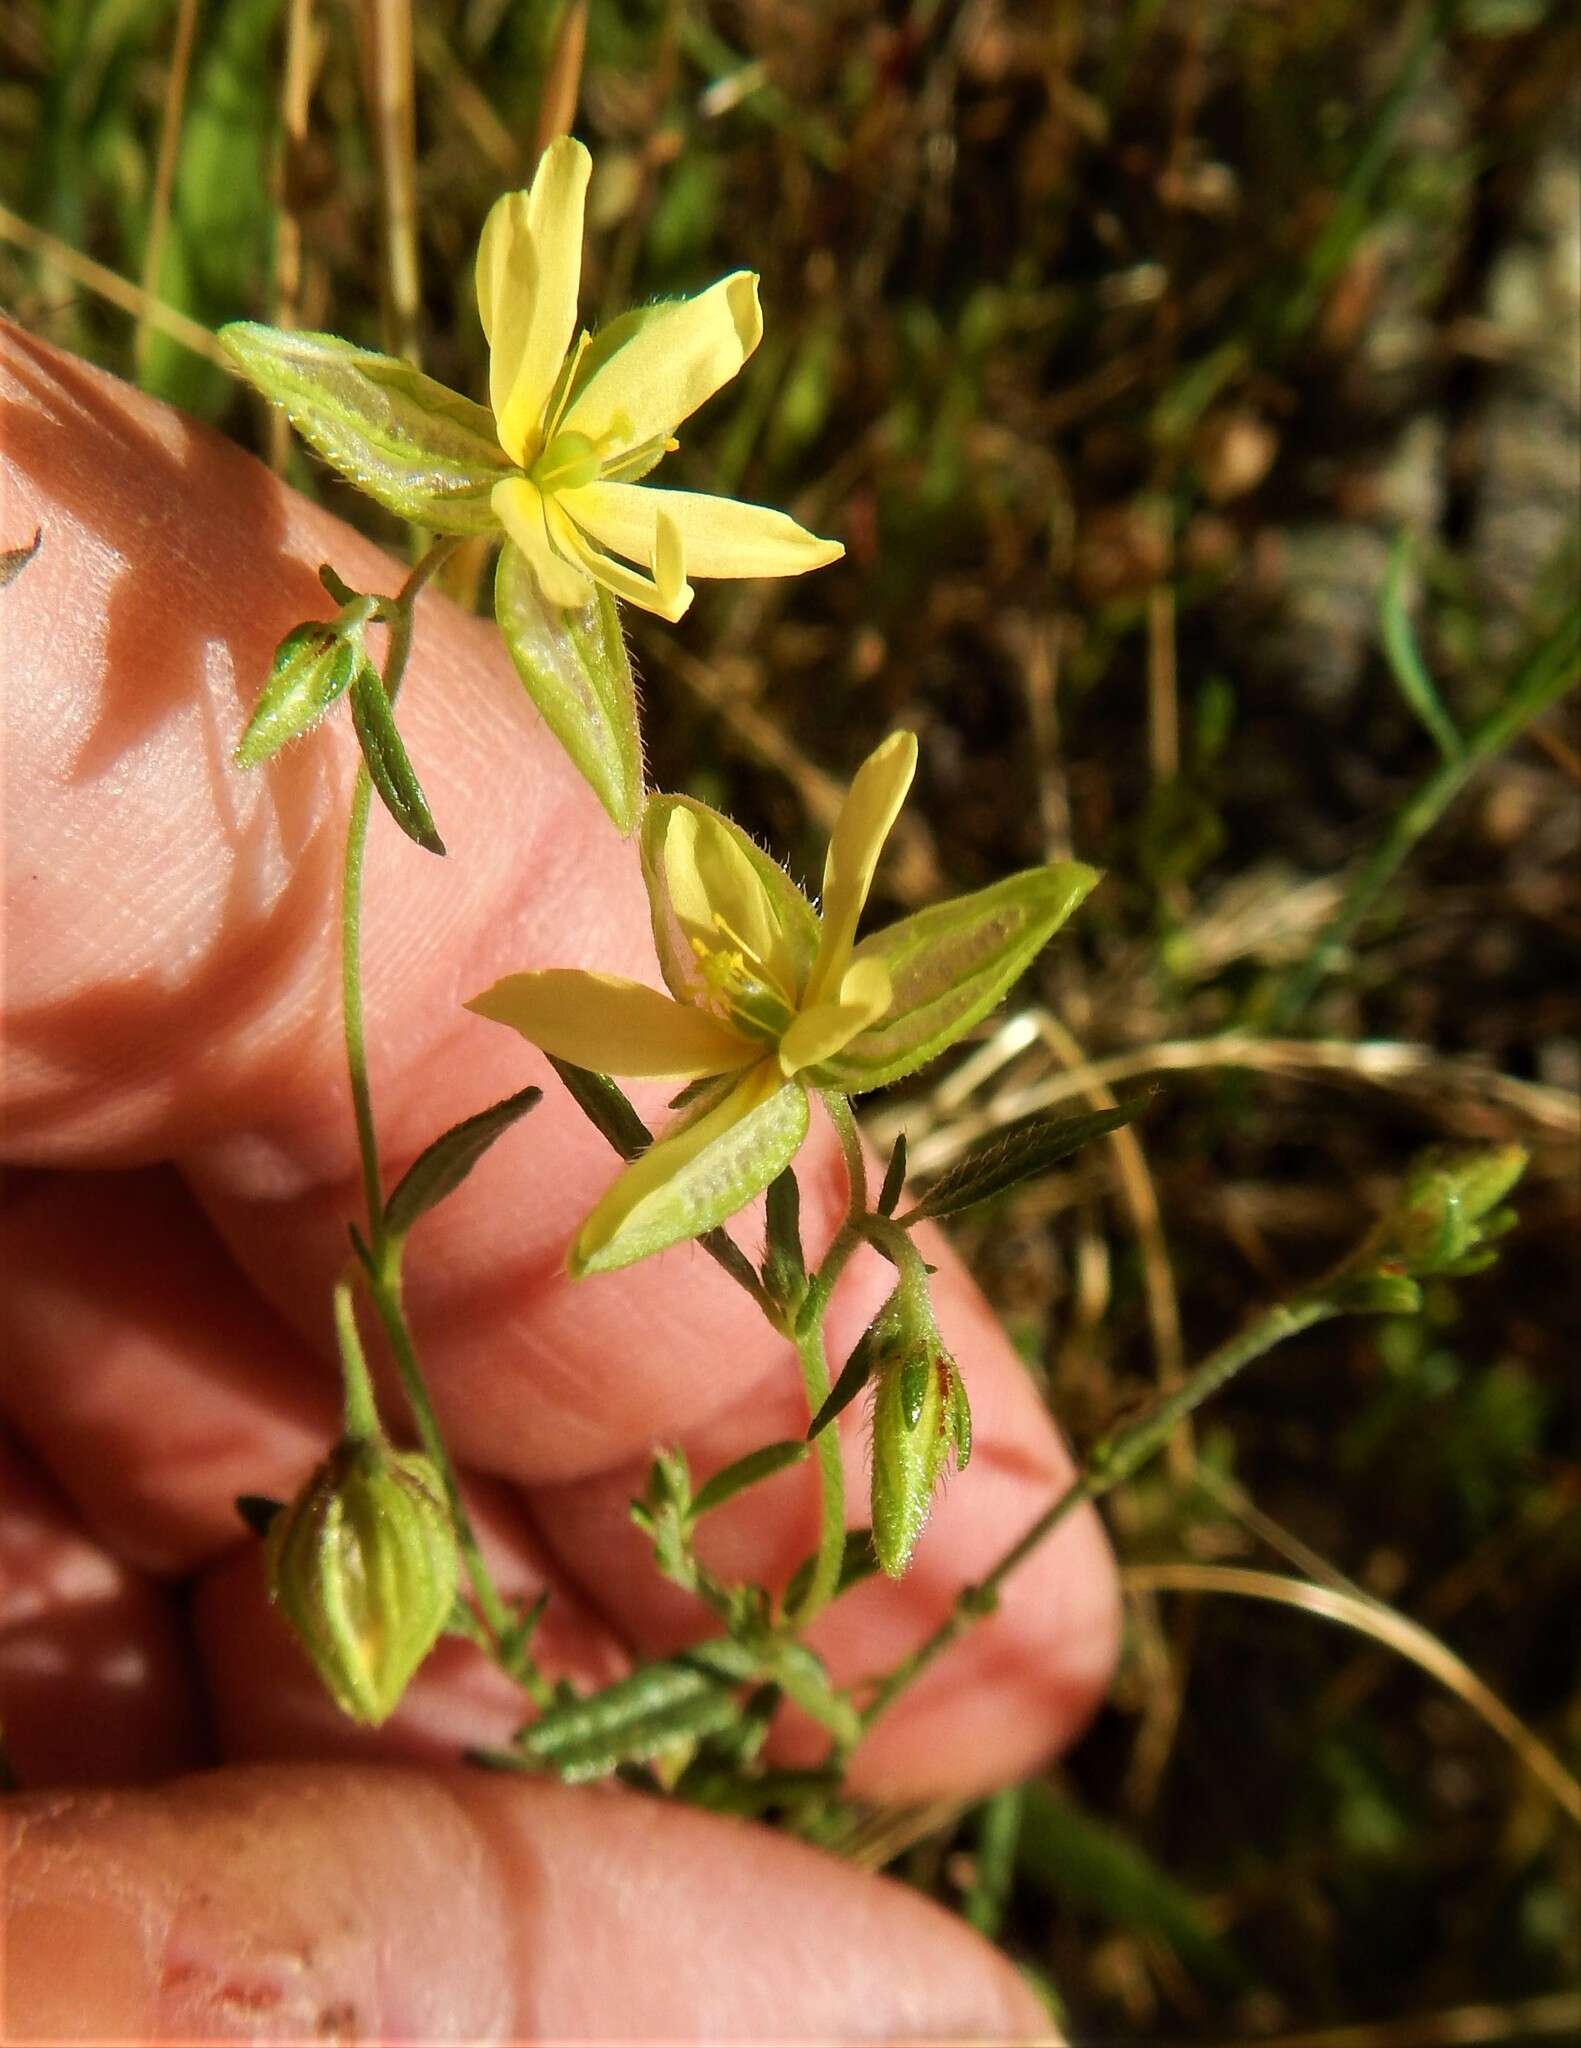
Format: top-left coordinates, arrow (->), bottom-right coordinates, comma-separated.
477,137 -> 590,465
571,1060 -> 808,1276
465,969 -> 752,1079
804,731 -> 918,1008
778,958 -> 892,1076
559,480 -> 844,582
641,797 -> 819,1014
545,494 -> 694,622
492,478 -> 593,612
561,273 -> 762,453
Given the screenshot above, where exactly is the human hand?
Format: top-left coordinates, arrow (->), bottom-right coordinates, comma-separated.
0,324 -> 1118,2042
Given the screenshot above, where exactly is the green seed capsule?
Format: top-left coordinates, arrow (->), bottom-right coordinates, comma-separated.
866,1283 -> 973,1580
265,1436 -> 458,1725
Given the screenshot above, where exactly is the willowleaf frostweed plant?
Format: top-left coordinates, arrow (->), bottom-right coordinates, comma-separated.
208,132 -> 1529,1774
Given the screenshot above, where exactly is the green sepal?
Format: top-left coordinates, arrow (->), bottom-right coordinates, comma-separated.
814,862 -> 1100,1095
218,323 -> 513,532
382,1085 -> 542,1242
571,1078 -> 810,1278
870,1336 -> 952,1579
1332,1271 -> 1424,1317
235,619 -> 365,769
689,1440 -> 809,1522
495,542 -> 644,836
899,1102 -> 1143,1225
349,662 -> 445,854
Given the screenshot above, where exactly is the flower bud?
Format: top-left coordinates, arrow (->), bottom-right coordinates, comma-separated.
867,1285 -> 972,1579
265,1436 -> 458,1725
1387,1144 -> 1527,1274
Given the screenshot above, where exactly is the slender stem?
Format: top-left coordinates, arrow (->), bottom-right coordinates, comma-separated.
341,536 -> 460,1239
790,1317 -> 845,1626
332,1272 -> 380,1440
823,1089 -> 868,1216
333,535 -> 534,1685
1269,603 -> 1578,1028
861,1291 -> 1340,1730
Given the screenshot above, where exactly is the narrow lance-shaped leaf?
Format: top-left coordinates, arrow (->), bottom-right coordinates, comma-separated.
761,1168 -> 805,1309
876,1133 -> 908,1216
383,1085 -> 543,1241
235,620 -> 364,769
522,1645 -> 756,1784
1380,534 -> 1462,764
688,1440 -> 809,1523
496,543 -> 644,836
218,325 -> 514,532
815,863 -> 1100,1095
547,1058 -> 651,1159
899,1102 -> 1145,1224
350,663 -> 445,855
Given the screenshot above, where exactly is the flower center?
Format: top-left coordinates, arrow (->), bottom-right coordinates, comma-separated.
531,429 -> 605,496
688,914 -> 796,1043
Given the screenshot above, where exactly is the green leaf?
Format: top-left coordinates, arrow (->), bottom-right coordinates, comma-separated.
235,620 -> 363,768
761,1168 -> 806,1309
900,1103 -> 1144,1224
547,1058 -> 651,1160
383,1085 -> 542,1241
759,1640 -> 861,1749
815,863 -> 1099,1094
0,527 -> 42,591
876,1133 -> 908,1216
495,544 -> 644,835
349,664 -> 445,854
689,1440 -> 809,1523
1380,534 -> 1463,764
218,324 -> 514,532
522,1653 -> 748,1784
1018,1783 -> 1245,1991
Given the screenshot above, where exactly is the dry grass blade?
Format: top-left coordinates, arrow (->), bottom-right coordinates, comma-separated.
0,200 -> 230,369
533,0 -> 588,160
136,0 -> 201,383
356,0 -> 421,365
1122,1564 -> 1581,1826
891,1028 -> 1579,1175
1240,1991 -> 1581,2048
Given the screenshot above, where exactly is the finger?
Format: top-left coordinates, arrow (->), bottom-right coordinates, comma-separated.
2,1764 -> 1058,2042
0,1436 -> 199,1786
2,328 -> 1117,1790
0,1171 -> 337,1575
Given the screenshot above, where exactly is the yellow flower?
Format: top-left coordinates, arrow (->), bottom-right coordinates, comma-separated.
477,137 -> 844,622
468,731 -> 919,1273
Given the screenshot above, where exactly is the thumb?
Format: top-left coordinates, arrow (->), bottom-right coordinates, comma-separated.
3,1764 -> 1058,2042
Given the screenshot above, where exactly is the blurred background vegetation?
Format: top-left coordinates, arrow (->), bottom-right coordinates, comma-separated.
4,1 -> 1578,2038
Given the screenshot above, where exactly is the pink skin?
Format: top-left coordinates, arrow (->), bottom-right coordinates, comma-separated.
0,324 -> 1117,2039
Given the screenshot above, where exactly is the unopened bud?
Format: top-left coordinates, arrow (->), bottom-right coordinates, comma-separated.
1388,1144 -> 1527,1274
867,1285 -> 972,1579
265,1436 -> 457,1725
